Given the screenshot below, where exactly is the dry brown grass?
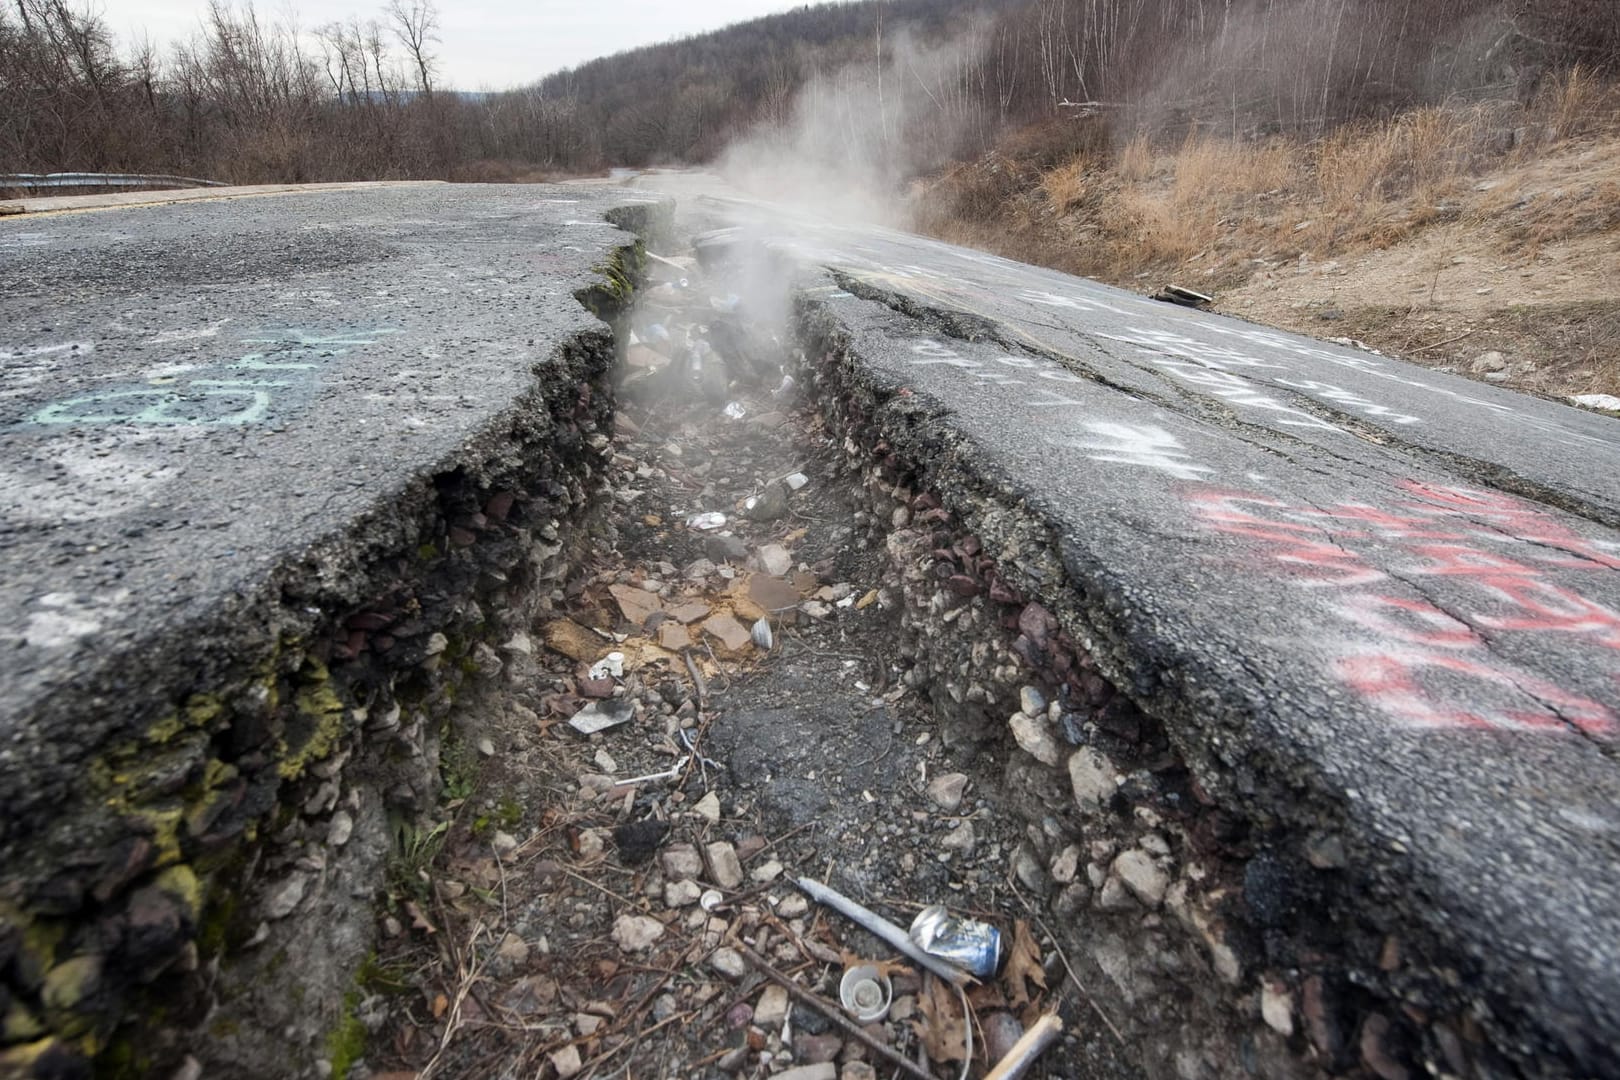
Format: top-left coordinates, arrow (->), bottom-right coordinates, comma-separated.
909,79 -> 1620,398
916,76 -> 1620,288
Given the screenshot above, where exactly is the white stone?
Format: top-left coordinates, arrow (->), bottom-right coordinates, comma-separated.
709,947 -> 748,980
754,984 -> 790,1028
1113,850 -> 1170,907
706,841 -> 745,889
1095,875 -> 1136,911
750,857 -> 785,884
665,879 -> 703,908
1573,393 -> 1620,412
1261,981 -> 1294,1035
549,1044 -> 583,1079
692,790 -> 721,824
660,843 -> 703,881
491,830 -> 519,857
757,543 -> 794,577
773,1067 -> 836,1080
1019,686 -> 1046,717
941,820 -> 977,855
264,873 -> 310,920
1010,713 -> 1063,767
327,810 -> 354,848
777,893 -> 809,919
612,914 -> 665,953
927,772 -> 969,812
1068,748 -> 1119,807
1050,845 -> 1081,884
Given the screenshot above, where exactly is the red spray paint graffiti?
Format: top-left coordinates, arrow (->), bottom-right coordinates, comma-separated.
1188,481 -> 1620,736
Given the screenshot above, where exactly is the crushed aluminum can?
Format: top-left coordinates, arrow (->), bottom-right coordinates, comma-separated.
838,963 -> 892,1023
909,904 -> 1004,978
686,512 -> 727,530
723,401 -> 747,420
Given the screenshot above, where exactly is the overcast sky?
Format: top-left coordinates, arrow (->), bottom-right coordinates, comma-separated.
112,1 -> 816,90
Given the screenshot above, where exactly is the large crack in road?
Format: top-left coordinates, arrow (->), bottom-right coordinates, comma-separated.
4,183 -> 1620,1080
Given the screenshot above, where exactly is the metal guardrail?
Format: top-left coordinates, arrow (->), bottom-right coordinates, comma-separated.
0,172 -> 225,191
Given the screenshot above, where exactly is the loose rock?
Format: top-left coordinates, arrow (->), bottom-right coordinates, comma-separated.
1113,849 -> 1169,907
707,841 -> 745,889
710,947 -> 749,981
754,984 -> 791,1028
612,914 -> 665,953
927,772 -> 969,812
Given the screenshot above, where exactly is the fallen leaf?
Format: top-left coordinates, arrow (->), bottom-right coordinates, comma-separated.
967,980 -> 1009,1012
1003,919 -> 1047,1009
913,973 -> 970,1064
430,992 -> 449,1019
405,900 -> 437,935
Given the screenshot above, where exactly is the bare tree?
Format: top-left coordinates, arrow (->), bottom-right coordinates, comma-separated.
387,0 -> 438,95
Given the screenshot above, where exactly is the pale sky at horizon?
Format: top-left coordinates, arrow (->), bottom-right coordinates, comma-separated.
109,1 -> 818,91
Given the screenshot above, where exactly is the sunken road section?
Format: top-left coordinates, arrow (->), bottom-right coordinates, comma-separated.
5,178 -> 1620,1080
675,199 -> 1620,1079
0,184 -> 666,1077
742,224 -> 1620,1080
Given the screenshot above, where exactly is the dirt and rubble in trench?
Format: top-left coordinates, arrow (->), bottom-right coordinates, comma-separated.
350,229 -> 1443,1080
348,249 -> 1144,1080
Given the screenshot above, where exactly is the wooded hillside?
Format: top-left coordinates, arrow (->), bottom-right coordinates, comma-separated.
2,0 -> 1616,184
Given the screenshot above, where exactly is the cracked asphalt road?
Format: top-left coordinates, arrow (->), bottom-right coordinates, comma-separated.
0,183 -> 656,837
638,180 -> 1620,1072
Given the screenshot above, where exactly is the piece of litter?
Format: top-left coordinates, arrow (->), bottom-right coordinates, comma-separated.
784,472 -> 810,491
723,401 -> 747,420
751,618 -> 774,650
588,651 -> 626,680
569,699 -> 635,735
1152,284 -> 1214,308
687,512 -> 728,530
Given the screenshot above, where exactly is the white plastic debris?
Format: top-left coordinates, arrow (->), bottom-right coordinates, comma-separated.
569,699 -> 635,735
723,401 -> 747,420
588,651 -> 626,680
687,512 -> 728,530
751,618 -> 774,650
1572,393 -> 1620,412
784,472 -> 810,491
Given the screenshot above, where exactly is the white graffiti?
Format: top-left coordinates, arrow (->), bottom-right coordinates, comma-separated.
1063,422 -> 1215,481
1022,289 -> 1138,319
1273,377 -> 1422,425
7,591 -> 131,649
0,443 -> 177,524
149,319 -> 231,345
907,339 -> 1087,386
